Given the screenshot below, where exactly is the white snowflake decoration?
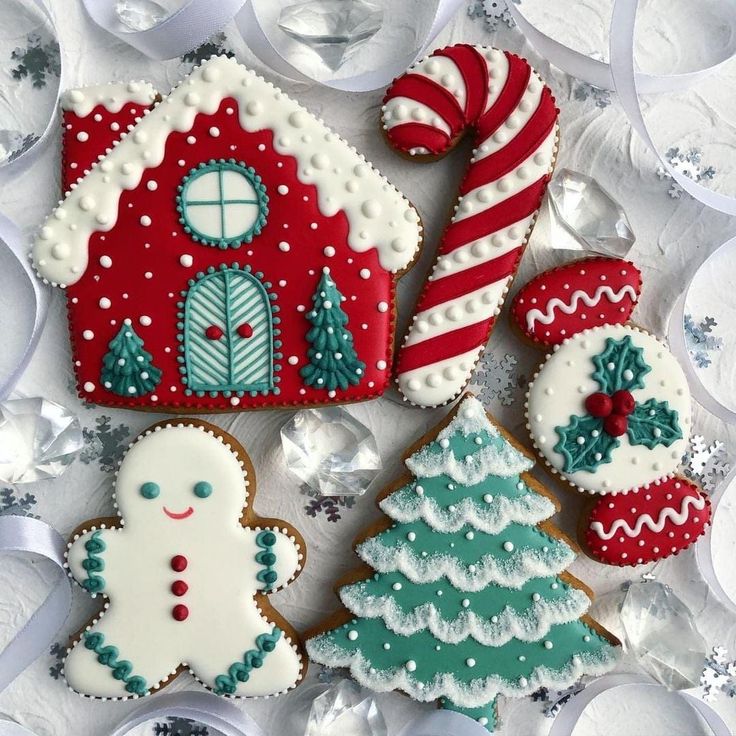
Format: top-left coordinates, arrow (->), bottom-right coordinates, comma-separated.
682,434 -> 731,494
472,352 -> 523,407
656,147 -> 716,199
701,646 -> 736,701
468,0 -> 516,31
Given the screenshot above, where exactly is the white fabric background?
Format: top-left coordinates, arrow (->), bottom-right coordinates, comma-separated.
0,0 -> 736,734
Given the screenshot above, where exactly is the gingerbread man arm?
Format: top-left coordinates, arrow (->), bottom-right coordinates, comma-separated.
242,527 -> 303,593
66,527 -> 123,596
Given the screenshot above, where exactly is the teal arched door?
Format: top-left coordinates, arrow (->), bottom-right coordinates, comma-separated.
183,268 -> 274,395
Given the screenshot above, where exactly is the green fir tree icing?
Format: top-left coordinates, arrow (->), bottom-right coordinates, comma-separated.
306,396 -> 617,732
101,322 -> 162,398
300,267 -> 365,392
554,336 -> 683,474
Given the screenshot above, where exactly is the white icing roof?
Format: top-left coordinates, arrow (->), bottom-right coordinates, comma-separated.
34,56 -> 422,287
61,81 -> 158,117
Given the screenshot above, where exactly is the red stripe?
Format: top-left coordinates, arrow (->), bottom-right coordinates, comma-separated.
387,123 -> 452,156
397,322 -> 493,373
476,53 -> 531,142
436,44 -> 489,123
415,247 -> 523,312
441,178 -> 549,253
461,92 -> 557,195
385,74 -> 466,136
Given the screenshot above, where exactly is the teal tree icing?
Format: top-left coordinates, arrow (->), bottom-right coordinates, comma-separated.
213,628 -> 282,694
306,396 -> 617,732
101,322 -> 162,398
83,631 -> 147,695
555,336 -> 683,474
300,267 -> 365,392
81,530 -> 106,594
256,530 -> 278,592
177,159 -> 269,249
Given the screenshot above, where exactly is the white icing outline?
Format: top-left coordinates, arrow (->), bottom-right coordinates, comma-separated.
62,81 -> 158,117
590,492 -> 706,540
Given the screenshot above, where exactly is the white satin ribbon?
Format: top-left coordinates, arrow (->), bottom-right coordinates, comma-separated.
548,674 -> 731,736
0,516 -> 71,695
237,0 -> 466,92
396,709 -> 491,736
79,0 -> 248,61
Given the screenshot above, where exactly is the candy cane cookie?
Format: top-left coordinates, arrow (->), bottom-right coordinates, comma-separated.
382,44 -> 559,407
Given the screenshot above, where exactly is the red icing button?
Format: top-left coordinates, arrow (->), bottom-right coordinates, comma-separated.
584,392 -> 613,418
172,604 -> 189,621
170,555 -> 188,572
611,390 -> 635,416
237,323 -> 253,339
603,414 -> 628,437
205,325 -> 223,340
171,580 -> 188,596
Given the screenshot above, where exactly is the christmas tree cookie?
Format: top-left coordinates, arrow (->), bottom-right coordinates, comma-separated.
64,419 -> 305,698
306,394 -> 618,730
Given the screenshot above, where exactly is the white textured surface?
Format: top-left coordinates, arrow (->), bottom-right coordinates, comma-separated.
2,1 -> 736,734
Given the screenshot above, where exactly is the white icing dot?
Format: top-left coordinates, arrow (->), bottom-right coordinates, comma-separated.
99,297 -> 111,309
323,246 -> 336,257
347,630 -> 358,641
392,582 -> 402,591
465,531 -> 475,540
466,658 -> 476,667
376,360 -> 387,370
361,200 -> 382,218
278,241 -> 290,252
83,381 -> 95,392
139,315 -> 152,326
377,301 -> 388,313
277,185 -> 289,195
359,268 -> 371,279
623,368 -> 634,381
544,640 -> 553,649
82,330 -> 94,340
99,255 -> 112,268
76,131 -> 89,142
503,541 -> 514,552
140,215 -> 152,227
209,127 -> 220,138
405,660 -> 417,672
407,532 -> 416,542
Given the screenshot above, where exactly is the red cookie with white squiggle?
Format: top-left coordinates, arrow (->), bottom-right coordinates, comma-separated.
584,478 -> 710,566
512,257 -> 710,566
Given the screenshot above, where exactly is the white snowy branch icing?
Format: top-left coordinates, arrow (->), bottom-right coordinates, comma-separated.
406,397 -> 533,485
590,493 -> 706,540
61,81 -> 158,117
339,584 -> 591,645
357,538 -> 575,592
380,489 -> 555,534
33,55 -> 422,286
306,637 -> 618,708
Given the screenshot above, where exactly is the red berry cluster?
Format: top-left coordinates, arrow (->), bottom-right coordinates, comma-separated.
584,390 -> 636,437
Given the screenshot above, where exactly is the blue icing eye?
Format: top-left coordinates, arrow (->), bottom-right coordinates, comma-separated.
140,482 -> 160,499
194,481 -> 213,498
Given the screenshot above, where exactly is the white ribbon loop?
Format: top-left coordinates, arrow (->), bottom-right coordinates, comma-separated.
396,710 -> 492,736
80,0 -> 248,60
0,516 -> 71,695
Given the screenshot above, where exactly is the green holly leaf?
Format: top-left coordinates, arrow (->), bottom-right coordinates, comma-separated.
591,336 -> 651,393
554,415 -> 620,474
627,398 -> 683,449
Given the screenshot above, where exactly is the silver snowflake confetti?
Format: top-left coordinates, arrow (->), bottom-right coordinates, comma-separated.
472,352 -> 524,407
682,435 -> 731,494
684,314 -> 723,369
467,0 -> 516,32
656,147 -> 716,199
531,681 -> 586,717
701,646 -> 736,701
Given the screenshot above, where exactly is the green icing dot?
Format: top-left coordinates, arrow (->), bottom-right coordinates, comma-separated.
194,481 -> 213,498
140,482 -> 160,499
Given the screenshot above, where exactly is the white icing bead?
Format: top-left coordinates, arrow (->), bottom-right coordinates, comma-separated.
99,297 -> 111,309
99,255 -> 112,268
377,301 -> 388,313
140,215 -> 152,226
82,330 -> 94,340
83,382 -> 95,392
503,541 -> 514,552
361,200 -> 382,218
139,315 -> 152,326
347,630 -> 358,641
179,254 -> 193,267
51,243 -> 70,260
76,131 -> 89,142
405,660 -> 417,672
277,185 -> 289,195
311,153 -> 329,169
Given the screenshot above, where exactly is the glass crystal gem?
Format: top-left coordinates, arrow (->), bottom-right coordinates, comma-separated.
281,407 -> 381,496
278,0 -> 383,70
305,679 -> 388,736
620,580 -> 707,690
0,398 -> 84,483
115,0 -> 167,31
548,168 -> 636,258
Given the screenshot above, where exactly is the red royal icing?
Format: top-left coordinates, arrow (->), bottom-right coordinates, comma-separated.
65,98 -> 395,410
171,580 -> 188,596
511,257 -> 642,346
611,390 -> 635,416
585,477 -> 711,566
602,414 -> 628,437
205,325 -> 224,340
172,604 -> 189,621
584,392 -> 612,418
170,555 -> 188,572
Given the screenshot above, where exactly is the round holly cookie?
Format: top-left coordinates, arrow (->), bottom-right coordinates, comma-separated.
64,419 -> 306,698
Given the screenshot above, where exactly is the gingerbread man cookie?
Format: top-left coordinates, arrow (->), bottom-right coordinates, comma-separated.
64,419 -> 305,698
512,257 -> 710,566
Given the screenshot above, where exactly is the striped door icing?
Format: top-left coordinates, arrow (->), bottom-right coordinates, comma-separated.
183,268 -> 274,395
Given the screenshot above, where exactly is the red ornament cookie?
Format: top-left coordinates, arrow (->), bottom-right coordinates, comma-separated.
382,44 -> 559,408
33,56 -> 423,412
585,478 -> 711,566
513,256 -> 710,566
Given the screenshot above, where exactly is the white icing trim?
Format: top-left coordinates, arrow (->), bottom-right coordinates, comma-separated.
339,582 -> 590,645
382,97 -> 453,136
380,491 -> 554,534
590,493 -> 706,540
480,48 -> 510,115
526,285 -> 639,330
62,81 -> 158,117
410,54 -> 467,114
34,56 -> 422,286
306,637 -> 617,708
357,537 -> 575,592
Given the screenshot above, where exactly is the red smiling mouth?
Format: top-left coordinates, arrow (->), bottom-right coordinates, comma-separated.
163,506 -> 194,520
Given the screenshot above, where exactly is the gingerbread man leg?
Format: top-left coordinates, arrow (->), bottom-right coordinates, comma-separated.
65,606 -> 179,698
189,605 -> 302,697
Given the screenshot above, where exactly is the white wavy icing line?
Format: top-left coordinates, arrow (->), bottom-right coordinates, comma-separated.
590,492 -> 706,540
525,284 -> 638,331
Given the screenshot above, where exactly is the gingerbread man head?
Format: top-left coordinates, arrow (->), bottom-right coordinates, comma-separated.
511,257 -> 710,565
